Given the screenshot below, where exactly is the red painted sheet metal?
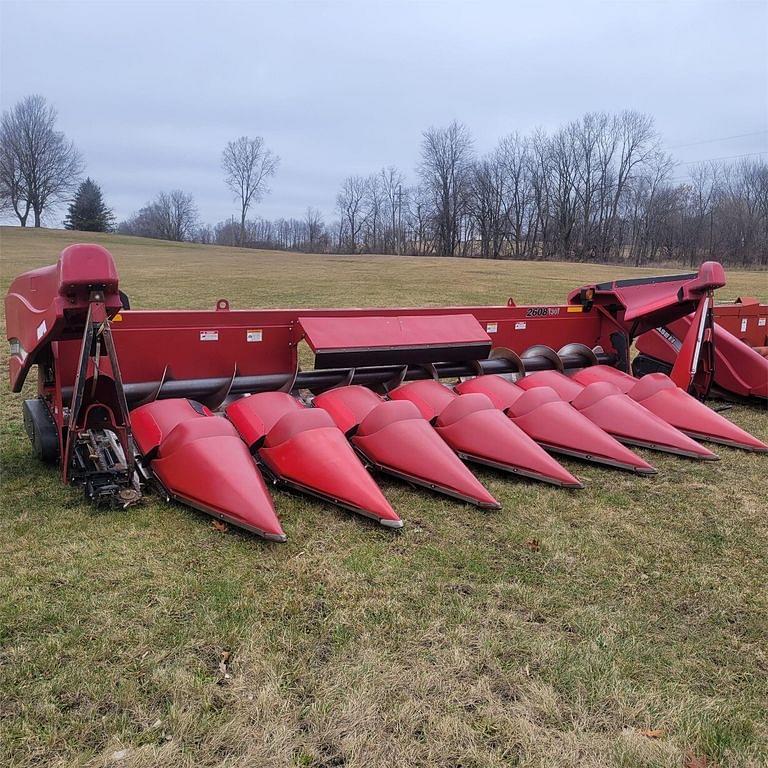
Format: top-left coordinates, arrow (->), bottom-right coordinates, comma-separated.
573,367 -> 768,452
571,381 -> 717,459
86,302 -> 609,392
570,365 -> 637,393
519,371 -> 718,460
58,243 -> 120,295
390,380 -> 583,488
299,314 -> 491,352
226,393 -> 401,527
314,386 -> 500,508
454,375 -> 525,411
456,376 -> 655,474
131,399 -> 284,541
311,384 -> 381,434
569,262 -> 726,331
5,244 -> 123,391
516,369 -> 584,402
227,392 -> 303,447
636,316 -> 768,401
389,379 -> 457,421
713,298 -> 768,348
130,398 -> 213,456
669,295 -> 712,393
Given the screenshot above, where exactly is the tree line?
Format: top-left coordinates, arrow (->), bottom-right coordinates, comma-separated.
173,115 -> 768,268
2,95 -> 766,267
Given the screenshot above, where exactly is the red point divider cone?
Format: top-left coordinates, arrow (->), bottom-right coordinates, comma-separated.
518,371 -> 718,460
389,380 -> 583,488
227,393 -> 402,528
456,376 -> 656,475
314,386 -> 501,508
574,366 -> 768,453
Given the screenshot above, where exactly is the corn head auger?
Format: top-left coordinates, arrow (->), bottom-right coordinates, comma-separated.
6,245 -> 767,541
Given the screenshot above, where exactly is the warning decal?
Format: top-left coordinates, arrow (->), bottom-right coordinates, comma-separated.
247,329 -> 263,342
200,330 -> 219,341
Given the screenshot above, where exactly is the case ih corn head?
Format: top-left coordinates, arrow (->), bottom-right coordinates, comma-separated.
6,245 -> 766,541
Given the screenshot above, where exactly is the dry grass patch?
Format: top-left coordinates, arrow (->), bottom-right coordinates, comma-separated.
1,228 -> 767,767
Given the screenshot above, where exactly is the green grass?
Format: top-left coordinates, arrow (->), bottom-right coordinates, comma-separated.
1,227 -> 767,768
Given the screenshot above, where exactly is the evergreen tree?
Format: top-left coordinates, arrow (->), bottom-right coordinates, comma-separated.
63,177 -> 115,231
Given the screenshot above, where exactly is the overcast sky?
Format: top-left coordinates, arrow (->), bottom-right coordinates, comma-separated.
1,0 -> 766,227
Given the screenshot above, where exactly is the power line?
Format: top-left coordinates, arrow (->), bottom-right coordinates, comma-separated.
666,130 -> 768,150
677,150 -> 767,165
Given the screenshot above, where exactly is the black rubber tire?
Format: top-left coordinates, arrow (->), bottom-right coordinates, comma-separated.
23,398 -> 60,464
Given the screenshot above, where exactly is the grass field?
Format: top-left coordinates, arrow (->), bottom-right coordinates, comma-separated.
1,226 -> 767,768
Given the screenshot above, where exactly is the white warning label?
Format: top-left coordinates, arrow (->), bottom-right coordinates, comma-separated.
247,329 -> 263,342
36,320 -> 47,340
514,321 -> 527,330
741,319 -> 748,333
200,330 -> 219,341
759,318 -> 766,327
485,322 -> 498,334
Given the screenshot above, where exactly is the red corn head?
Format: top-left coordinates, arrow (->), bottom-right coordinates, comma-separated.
389,380 -> 583,488
226,392 -> 402,528
314,385 -> 500,508
573,366 -> 768,453
518,371 -> 717,460
455,375 -> 656,474
130,399 -> 285,541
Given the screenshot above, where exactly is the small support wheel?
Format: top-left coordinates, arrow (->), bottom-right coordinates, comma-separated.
23,398 -> 60,464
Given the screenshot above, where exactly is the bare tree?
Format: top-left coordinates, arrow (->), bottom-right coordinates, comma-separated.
626,153 -> 674,266
161,190 -> 199,241
600,111 -> 660,257
679,162 -> 719,265
0,95 -> 83,227
469,154 -> 506,259
548,126 -> 580,257
222,136 -> 279,245
119,190 -> 198,241
304,207 -> 324,249
418,121 -> 474,256
0,137 -> 30,225
363,173 -> 385,252
406,184 -> 435,255
380,166 -> 406,254
195,223 -> 214,244
336,175 -> 368,253
496,133 -> 537,257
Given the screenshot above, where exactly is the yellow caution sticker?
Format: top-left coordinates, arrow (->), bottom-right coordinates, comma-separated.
113,313 -> 123,322
567,306 -> 583,313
